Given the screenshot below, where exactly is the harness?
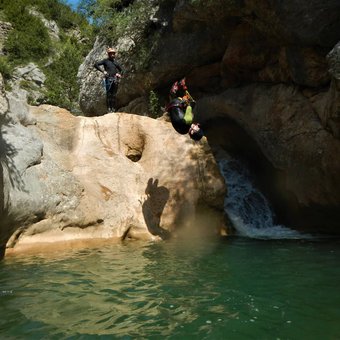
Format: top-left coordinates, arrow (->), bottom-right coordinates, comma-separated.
104,75 -> 120,92
166,97 -> 189,112
107,75 -> 120,83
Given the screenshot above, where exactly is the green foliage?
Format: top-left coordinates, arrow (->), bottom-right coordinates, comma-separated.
148,90 -> 162,118
2,0 -> 51,63
77,0 -> 97,21
27,93 -> 37,106
19,80 -> 33,91
85,0 -> 164,72
44,39 -> 83,111
6,22 -> 51,64
0,0 -> 94,111
1,0 -> 94,65
0,56 -> 13,80
34,0 -> 81,29
1,0 -> 91,31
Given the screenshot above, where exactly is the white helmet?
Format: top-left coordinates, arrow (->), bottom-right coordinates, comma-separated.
106,47 -> 116,54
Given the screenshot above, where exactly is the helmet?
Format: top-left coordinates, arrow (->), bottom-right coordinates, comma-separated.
189,129 -> 204,141
106,47 -> 116,54
170,78 -> 187,98
179,78 -> 187,91
189,124 -> 204,141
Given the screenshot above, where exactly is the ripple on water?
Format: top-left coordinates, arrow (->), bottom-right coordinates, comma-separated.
1,238 -> 340,338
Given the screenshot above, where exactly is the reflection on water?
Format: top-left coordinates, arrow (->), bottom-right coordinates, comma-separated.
1,237 -> 340,339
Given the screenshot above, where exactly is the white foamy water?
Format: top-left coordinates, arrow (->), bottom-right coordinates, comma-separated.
219,157 -> 305,239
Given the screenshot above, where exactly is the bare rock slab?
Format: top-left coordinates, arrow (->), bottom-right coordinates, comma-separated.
3,105 -> 225,254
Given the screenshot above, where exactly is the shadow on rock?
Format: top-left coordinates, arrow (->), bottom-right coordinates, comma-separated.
0,118 -> 26,259
142,178 -> 171,240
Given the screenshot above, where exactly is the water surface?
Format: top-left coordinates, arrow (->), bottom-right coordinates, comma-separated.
1,236 -> 339,339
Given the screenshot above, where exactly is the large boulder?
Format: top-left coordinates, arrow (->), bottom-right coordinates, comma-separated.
6,63 -> 46,124
1,104 -> 226,257
78,37 -> 108,116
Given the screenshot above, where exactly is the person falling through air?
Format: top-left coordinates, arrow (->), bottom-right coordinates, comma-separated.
94,47 -> 123,113
166,78 -> 204,141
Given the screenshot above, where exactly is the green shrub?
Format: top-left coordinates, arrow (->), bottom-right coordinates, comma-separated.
44,39 -> 83,110
148,90 -> 162,118
19,80 -> 33,91
34,0 -> 76,29
0,56 -> 13,80
3,0 -> 52,64
93,1 -> 164,72
1,0 -> 94,111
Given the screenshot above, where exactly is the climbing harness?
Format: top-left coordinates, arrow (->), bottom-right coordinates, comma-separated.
165,96 -> 191,111
103,75 -> 120,92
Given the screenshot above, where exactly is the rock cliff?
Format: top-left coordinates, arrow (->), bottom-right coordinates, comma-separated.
78,0 -> 340,233
0,79 -> 226,257
0,21 -> 12,55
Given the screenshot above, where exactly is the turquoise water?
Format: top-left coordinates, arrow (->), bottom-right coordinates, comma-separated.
0,236 -> 339,339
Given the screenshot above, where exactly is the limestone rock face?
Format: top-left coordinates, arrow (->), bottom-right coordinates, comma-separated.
6,63 -> 46,124
325,43 -> 340,138
0,75 -> 8,114
246,0 -> 340,47
28,8 -> 60,41
78,0 -> 340,115
78,37 -> 108,116
196,84 -> 340,232
77,0 -> 340,234
0,105 -> 225,256
0,21 -> 12,55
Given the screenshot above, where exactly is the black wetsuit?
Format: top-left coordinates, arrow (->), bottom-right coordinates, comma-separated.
94,58 -> 123,112
167,98 -> 192,134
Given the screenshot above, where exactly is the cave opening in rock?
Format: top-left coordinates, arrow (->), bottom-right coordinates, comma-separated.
204,116 -> 298,229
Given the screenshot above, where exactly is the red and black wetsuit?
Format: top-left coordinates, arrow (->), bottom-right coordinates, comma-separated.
166,98 -> 192,134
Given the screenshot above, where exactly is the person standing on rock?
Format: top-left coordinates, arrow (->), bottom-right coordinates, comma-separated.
166,78 -> 204,141
94,47 -> 123,113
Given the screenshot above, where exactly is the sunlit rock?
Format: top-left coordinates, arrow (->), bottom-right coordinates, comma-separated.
1,105 -> 226,256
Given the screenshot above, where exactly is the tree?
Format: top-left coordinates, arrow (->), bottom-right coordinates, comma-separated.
45,39 -> 83,110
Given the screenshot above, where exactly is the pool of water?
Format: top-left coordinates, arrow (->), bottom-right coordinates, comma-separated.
1,236 -> 340,339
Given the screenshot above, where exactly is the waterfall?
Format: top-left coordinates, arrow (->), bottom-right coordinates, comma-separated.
218,156 -> 304,239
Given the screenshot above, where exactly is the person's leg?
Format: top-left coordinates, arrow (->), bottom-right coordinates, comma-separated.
108,94 -> 115,112
105,78 -> 112,112
183,105 -> 193,124
169,107 -> 190,134
108,82 -> 118,112
170,106 -> 184,125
